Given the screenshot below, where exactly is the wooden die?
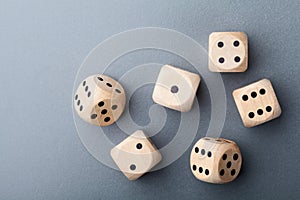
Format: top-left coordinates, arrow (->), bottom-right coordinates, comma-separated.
152,65 -> 200,112
233,79 -> 282,128
110,130 -> 162,181
74,74 -> 126,126
190,137 -> 242,184
209,32 -> 248,72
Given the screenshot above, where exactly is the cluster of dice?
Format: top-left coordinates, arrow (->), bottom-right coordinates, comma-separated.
74,32 -> 282,183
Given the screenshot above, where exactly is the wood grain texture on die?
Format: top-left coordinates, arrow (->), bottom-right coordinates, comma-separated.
190,137 -> 242,184
110,130 -> 162,181
209,32 -> 248,72
152,65 -> 200,112
233,79 -> 282,128
74,74 -> 126,126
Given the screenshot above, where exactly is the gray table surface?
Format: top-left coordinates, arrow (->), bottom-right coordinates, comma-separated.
1,0 -> 300,199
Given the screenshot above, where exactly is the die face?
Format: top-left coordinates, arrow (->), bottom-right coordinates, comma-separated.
110,130 -> 162,181
233,79 -> 282,128
190,137 -> 242,184
190,138 -> 216,182
92,98 -> 123,126
152,65 -> 201,112
74,75 -> 97,121
209,32 -> 248,72
217,145 -> 242,183
74,74 -> 126,126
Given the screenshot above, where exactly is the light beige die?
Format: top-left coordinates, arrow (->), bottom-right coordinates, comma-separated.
74,74 -> 126,126
233,79 -> 282,128
190,137 -> 242,184
152,65 -> 201,112
110,130 -> 162,181
209,32 -> 248,72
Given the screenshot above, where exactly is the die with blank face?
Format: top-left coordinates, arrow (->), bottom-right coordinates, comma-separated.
190,137 -> 242,184
74,74 -> 126,126
110,130 -> 162,181
152,65 -> 201,112
209,32 -> 248,72
233,79 -> 282,128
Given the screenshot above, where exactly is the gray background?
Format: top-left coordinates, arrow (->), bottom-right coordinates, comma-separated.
0,0 -> 299,199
